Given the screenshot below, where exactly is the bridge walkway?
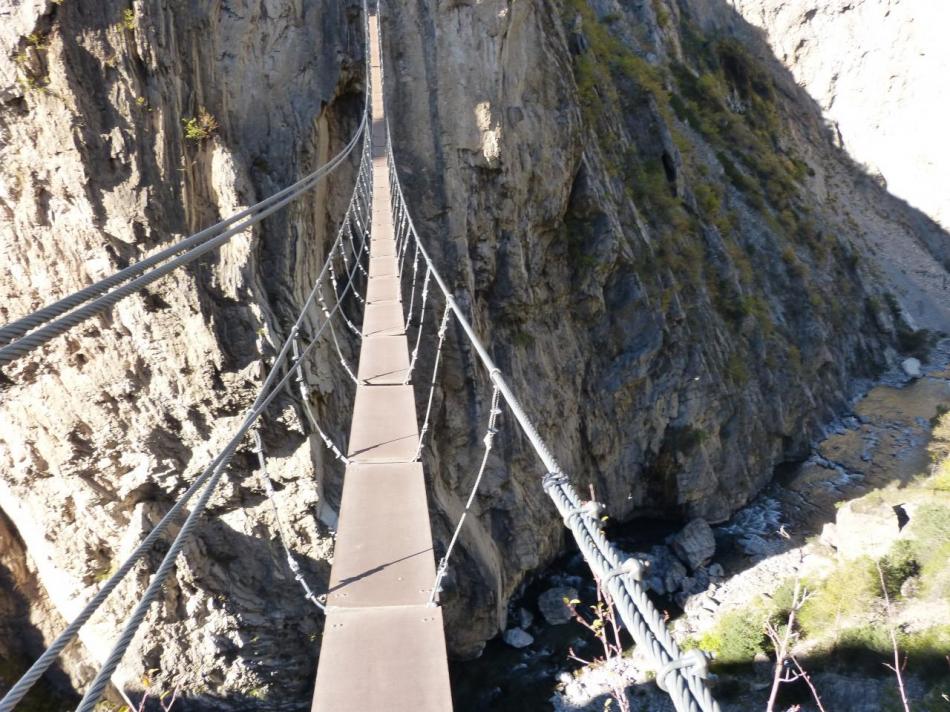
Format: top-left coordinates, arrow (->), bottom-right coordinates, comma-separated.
309,11 -> 454,712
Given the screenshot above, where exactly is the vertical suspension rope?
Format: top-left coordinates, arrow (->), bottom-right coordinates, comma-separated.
252,429 -> 327,612
428,385 -> 503,605
291,337 -> 351,464
404,265 -> 431,383
403,241 -> 421,330
315,289 -> 359,385
414,304 -> 452,461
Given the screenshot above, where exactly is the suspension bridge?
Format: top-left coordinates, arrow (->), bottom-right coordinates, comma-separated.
0,5 -> 718,712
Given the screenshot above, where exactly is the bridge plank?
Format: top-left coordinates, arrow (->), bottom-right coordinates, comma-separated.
312,606 -> 452,712
369,255 -> 398,278
366,275 -> 401,303
361,302 -> 405,337
347,385 -> 419,462
371,238 -> 397,256
357,335 -> 410,384
326,462 -> 436,607
312,10 -> 453,712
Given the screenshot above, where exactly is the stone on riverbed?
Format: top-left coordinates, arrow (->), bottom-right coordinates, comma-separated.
901,357 -> 922,378
502,627 -> 534,648
670,519 -> 716,570
538,586 -> 578,625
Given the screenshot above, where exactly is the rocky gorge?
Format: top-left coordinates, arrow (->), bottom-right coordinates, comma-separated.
0,0 -> 947,709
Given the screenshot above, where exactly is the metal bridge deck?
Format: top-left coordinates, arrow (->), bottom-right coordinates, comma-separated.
310,12 -> 453,712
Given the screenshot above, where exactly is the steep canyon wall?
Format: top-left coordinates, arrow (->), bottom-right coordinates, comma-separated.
0,0 -> 946,706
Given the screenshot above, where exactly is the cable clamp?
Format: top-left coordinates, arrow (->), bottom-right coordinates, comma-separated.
655,649 -> 711,692
251,429 -> 264,455
541,471 -> 569,492
602,557 -> 649,584
564,500 -> 606,526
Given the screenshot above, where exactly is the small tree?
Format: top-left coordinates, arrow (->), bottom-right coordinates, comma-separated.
566,577 -> 631,712
764,579 -> 826,712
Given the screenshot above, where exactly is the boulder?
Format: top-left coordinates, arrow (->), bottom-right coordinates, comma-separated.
820,522 -> 839,549
538,586 -> 578,625
640,544 -> 687,594
737,533 -> 770,556
502,627 -> 534,649
901,357 -> 922,378
517,607 -> 534,630
835,500 -> 903,560
664,558 -> 688,594
670,519 -> 716,570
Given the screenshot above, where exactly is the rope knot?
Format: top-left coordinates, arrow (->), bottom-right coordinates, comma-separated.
655,649 -> 711,692
563,500 -> 606,528
251,430 -> 264,455
603,557 -> 649,584
541,471 -> 569,492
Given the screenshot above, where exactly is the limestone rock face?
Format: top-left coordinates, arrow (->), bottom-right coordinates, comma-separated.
0,0 -> 365,706
728,0 -> 950,328
382,0 -> 947,656
729,0 -> 950,233
1,0 -> 949,705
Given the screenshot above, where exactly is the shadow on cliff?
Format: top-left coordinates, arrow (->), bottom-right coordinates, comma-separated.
0,509 -> 79,711
557,640 -> 950,712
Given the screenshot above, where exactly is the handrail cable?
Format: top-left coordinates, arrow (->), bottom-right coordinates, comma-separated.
386,120 -> 719,712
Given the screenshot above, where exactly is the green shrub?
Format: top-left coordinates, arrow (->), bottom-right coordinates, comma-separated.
900,624 -> 950,673
694,182 -> 722,218
879,539 -> 919,598
697,609 -> 768,665
797,557 -> 879,636
183,108 -> 219,141
725,353 -> 749,385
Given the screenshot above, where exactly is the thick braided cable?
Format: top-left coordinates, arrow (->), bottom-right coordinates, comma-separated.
0,126 -> 365,367
0,114 -> 366,352
428,384 -> 502,605
413,303 -> 451,461
0,159 -> 369,712
67,85 -> 372,711
386,128 -> 719,712
27,6 -> 371,709
252,430 -> 326,612
73,206 -> 369,712
544,480 -> 717,712
0,447 -> 227,712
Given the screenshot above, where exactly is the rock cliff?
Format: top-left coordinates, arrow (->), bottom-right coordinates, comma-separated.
0,0 -> 947,706
0,0 -> 365,706
382,0 -> 947,656
729,0 -> 950,233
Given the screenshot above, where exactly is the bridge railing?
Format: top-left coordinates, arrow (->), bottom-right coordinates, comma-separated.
384,112 -> 721,712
